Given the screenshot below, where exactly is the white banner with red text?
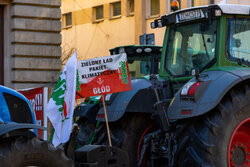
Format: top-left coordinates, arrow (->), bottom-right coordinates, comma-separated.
76,53 -> 132,98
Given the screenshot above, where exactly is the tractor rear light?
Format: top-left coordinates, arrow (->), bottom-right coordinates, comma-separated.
181,110 -> 192,115
181,81 -> 195,95
98,114 -> 105,118
187,82 -> 202,96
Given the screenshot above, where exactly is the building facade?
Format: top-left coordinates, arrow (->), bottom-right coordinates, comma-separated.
0,0 -> 62,89
61,0 -> 250,61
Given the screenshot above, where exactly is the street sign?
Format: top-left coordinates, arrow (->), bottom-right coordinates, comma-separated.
140,33 -> 155,45
76,53 -> 132,98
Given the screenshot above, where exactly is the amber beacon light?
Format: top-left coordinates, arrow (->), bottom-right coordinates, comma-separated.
171,0 -> 179,11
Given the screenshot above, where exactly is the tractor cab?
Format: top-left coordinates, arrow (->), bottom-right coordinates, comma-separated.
152,4 -> 250,92
110,45 -> 162,78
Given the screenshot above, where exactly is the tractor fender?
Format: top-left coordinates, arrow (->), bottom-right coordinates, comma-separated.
168,69 -> 250,120
0,122 -> 47,137
96,79 -> 153,122
73,104 -> 100,124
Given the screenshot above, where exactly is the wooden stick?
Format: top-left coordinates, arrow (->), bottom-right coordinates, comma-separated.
102,95 -> 112,146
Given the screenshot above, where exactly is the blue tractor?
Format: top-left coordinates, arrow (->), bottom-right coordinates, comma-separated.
0,85 -> 72,167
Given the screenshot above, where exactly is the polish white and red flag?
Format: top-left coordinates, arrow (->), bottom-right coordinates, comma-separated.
76,53 -> 132,98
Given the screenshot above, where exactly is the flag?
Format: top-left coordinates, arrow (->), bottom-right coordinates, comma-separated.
46,52 -> 77,147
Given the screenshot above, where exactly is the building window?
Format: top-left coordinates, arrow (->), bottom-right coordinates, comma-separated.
127,0 -> 134,16
150,0 -> 160,16
110,1 -> 121,18
63,12 -> 72,28
93,5 -> 104,22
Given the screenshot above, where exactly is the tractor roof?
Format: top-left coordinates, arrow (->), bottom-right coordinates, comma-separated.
0,85 -> 30,104
151,4 -> 250,29
109,45 -> 162,56
217,4 -> 250,15
175,4 -> 250,16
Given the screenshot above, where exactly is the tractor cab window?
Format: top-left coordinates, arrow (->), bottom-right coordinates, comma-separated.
227,18 -> 250,65
3,93 -> 33,123
165,19 -> 217,76
128,56 -> 152,78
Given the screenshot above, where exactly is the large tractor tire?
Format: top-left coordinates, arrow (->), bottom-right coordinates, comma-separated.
0,136 -> 73,167
179,84 -> 250,167
93,113 -> 152,166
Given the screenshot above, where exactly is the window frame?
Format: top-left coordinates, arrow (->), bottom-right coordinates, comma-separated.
110,1 -> 121,19
146,0 -> 160,19
126,0 -> 134,16
63,12 -> 72,29
226,16 -> 250,67
93,5 -> 104,23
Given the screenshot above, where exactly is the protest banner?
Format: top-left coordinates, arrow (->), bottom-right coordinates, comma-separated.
76,53 -> 132,146
76,53 -> 132,98
18,87 -> 48,139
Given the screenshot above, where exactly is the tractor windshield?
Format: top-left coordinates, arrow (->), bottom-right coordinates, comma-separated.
128,56 -> 152,78
165,19 -> 218,76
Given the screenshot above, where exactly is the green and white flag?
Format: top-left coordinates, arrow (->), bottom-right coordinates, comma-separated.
46,52 -> 77,147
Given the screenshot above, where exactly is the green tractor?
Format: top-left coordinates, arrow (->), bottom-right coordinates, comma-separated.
73,3 -> 250,167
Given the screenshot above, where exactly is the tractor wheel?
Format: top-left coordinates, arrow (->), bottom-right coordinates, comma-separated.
97,113 -> 152,167
0,136 -> 73,167
179,84 -> 250,167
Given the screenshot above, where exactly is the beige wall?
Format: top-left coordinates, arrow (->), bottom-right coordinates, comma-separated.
62,0 -> 136,61
227,0 -> 250,5
61,0 -> 168,61
61,0 -> 250,62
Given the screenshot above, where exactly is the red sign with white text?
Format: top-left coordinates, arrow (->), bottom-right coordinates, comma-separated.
19,87 -> 45,139
76,53 -> 132,98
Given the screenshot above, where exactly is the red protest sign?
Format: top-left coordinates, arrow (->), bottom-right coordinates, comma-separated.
18,87 -> 48,139
76,53 -> 132,98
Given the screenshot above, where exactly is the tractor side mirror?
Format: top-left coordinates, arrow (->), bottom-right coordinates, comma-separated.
192,68 -> 200,80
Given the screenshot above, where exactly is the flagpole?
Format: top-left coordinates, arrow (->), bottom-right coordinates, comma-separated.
102,95 -> 112,146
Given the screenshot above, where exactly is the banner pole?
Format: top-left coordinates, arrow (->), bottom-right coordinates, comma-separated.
102,94 -> 112,146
